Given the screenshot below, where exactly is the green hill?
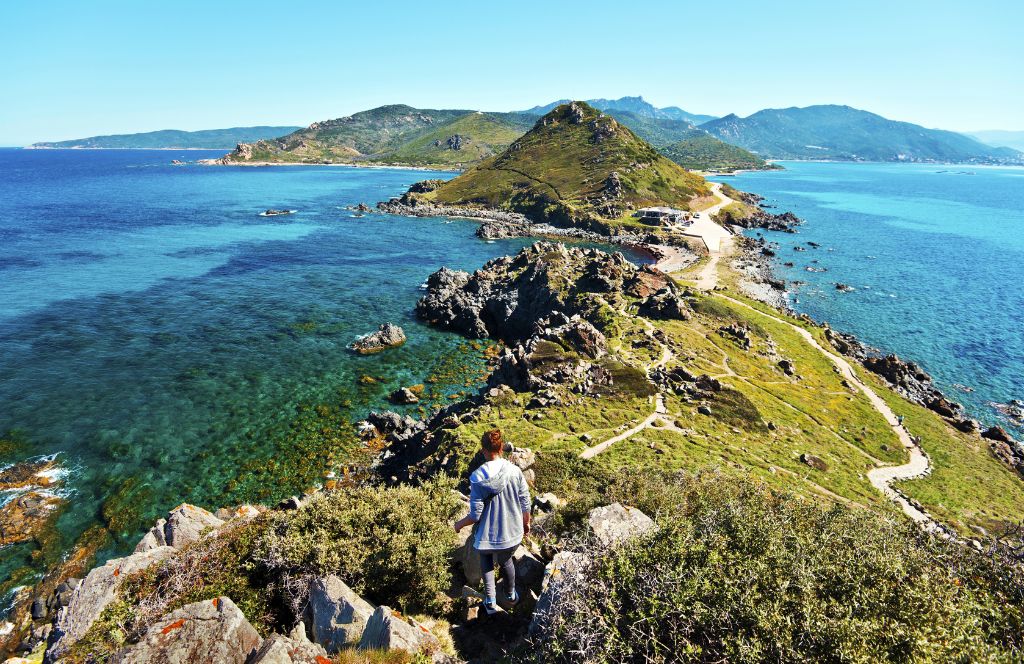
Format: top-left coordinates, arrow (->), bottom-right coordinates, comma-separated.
701,105 -> 1024,164
426,102 -> 711,228
29,126 -> 302,149
222,105 -> 534,167
660,129 -> 771,171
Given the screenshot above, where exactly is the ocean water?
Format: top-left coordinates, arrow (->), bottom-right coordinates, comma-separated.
718,161 -> 1024,432
0,149 -> 587,588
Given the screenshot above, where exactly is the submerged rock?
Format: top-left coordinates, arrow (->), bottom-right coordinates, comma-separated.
349,323 -> 406,354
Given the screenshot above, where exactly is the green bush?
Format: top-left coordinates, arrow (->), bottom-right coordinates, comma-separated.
257,478 -> 461,615
530,469 -> 1024,662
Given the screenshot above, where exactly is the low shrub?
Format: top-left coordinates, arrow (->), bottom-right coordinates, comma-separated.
256,478 -> 461,615
530,469 -> 1024,662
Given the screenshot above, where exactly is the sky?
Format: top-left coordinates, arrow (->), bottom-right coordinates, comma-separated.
1,0 -> 1022,145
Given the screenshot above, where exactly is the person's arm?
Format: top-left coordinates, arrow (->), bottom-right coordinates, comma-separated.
454,478 -> 485,533
517,468 -> 532,536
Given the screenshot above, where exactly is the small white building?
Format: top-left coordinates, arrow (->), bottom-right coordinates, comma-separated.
633,206 -> 691,226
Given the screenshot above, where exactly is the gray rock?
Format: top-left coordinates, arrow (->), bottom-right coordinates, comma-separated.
587,502 -> 657,547
31,597 -> 47,620
508,446 -> 536,470
512,545 -> 546,590
110,596 -> 262,664
349,323 -> 406,354
358,605 -> 439,654
164,503 -> 224,548
800,453 -> 829,471
249,624 -> 328,664
530,551 -> 587,635
456,527 -> 482,586
134,517 -> 167,553
47,546 -> 176,662
306,575 -> 375,653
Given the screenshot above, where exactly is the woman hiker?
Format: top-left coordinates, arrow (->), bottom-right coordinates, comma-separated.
453,429 -> 532,616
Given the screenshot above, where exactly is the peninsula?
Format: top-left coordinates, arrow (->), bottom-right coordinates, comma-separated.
5,104 -> 1023,664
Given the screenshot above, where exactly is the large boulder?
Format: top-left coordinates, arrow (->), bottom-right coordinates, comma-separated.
358,606 -> 439,655
306,575 -> 375,653
587,503 -> 657,547
46,546 -> 176,662
110,597 -> 262,664
249,623 -> 328,664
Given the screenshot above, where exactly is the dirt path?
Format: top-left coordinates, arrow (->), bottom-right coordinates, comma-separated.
580,319 -> 671,459
717,294 -> 936,529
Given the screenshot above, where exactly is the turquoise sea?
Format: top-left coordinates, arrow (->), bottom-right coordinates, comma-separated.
0,149 -> 559,590
718,161 -> 1024,433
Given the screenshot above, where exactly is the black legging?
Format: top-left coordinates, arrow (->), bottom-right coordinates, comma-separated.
479,546 -> 516,602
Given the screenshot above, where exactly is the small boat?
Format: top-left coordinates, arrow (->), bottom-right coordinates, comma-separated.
260,209 -> 297,217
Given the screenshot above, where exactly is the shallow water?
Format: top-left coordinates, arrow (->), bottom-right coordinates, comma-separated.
0,149 -> 570,586
717,162 -> 1024,432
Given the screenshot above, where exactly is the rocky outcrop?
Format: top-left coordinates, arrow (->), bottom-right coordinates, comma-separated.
587,503 -> 657,547
476,218 -> 532,240
349,323 -> 406,354
306,575 -> 375,653
417,242 -> 675,343
109,597 -> 262,664
46,546 -> 177,662
638,288 -> 691,320
134,503 -> 225,552
358,606 -> 440,655
861,355 -> 964,420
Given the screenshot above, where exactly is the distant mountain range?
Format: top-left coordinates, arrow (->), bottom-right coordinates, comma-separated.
29,127 -> 301,150
521,95 -> 717,126
967,130 -> 1024,152
699,105 -> 1024,164
218,102 -> 766,172
30,98 -> 1022,167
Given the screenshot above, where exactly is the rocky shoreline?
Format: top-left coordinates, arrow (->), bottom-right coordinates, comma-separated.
725,195 -> 1024,478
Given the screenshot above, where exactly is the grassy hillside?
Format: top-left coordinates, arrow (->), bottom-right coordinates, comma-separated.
428,102 -> 711,228
30,126 -> 301,149
222,105 -> 533,167
380,112 -> 535,166
660,129 -> 770,171
702,105 -> 1024,164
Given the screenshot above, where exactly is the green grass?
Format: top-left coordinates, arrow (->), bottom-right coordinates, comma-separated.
862,369 -> 1024,535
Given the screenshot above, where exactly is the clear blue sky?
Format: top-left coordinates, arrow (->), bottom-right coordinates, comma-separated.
1,0 -> 1021,144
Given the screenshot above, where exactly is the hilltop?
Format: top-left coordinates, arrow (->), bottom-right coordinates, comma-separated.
521,94 -> 717,125
29,126 -> 301,150
220,105 -> 535,168
701,105 -> 1024,164
392,102 -> 711,232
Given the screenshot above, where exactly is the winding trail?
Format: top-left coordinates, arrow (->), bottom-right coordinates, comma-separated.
714,293 -> 936,530
592,182 -> 937,529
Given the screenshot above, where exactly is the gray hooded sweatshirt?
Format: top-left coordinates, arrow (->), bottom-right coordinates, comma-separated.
467,458 -> 531,551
